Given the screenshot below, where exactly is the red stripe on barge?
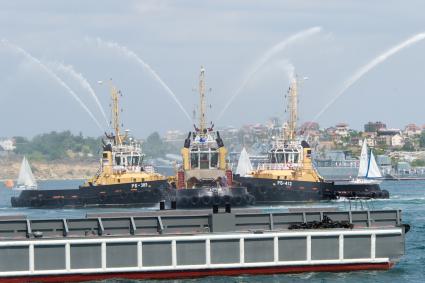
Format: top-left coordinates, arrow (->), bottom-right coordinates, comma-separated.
0,262 -> 394,283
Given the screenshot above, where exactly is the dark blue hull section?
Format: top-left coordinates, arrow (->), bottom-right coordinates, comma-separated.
11,180 -> 170,208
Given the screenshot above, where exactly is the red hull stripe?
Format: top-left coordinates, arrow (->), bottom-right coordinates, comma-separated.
0,262 -> 393,283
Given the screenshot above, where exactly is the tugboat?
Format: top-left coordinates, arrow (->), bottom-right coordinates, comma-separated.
234,76 -> 389,202
11,82 -> 169,208
234,76 -> 334,203
170,67 -> 254,208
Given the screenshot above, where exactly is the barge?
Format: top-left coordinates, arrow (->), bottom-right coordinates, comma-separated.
0,207 -> 408,282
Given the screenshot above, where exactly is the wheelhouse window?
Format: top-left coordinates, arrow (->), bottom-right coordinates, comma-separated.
191,152 -> 199,169
200,152 -> 209,169
210,152 -> 218,168
190,147 -> 219,169
115,156 -> 121,165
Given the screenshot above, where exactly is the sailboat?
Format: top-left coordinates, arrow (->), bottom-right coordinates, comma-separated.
351,140 -> 382,184
235,147 -> 253,177
13,156 -> 38,191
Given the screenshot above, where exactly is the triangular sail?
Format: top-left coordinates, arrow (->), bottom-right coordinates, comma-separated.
366,151 -> 382,178
357,139 -> 369,178
17,157 -> 37,187
236,148 -> 253,176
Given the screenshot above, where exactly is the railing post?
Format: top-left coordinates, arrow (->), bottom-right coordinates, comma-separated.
171,240 -> 177,268
371,234 -> 376,260
274,236 -> 279,263
137,241 -> 143,268
29,244 -> 34,273
101,241 -> 106,270
240,238 -> 245,264
206,239 -> 211,266
339,234 -> 344,260
306,235 -> 311,263
65,243 -> 71,271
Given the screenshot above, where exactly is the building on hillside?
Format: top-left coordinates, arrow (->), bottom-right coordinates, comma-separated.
404,124 -> 422,137
391,134 -> 405,148
377,129 -> 403,147
364,121 -> 387,133
299,121 -> 320,136
376,155 -> 392,175
359,136 -> 376,147
335,123 -> 349,137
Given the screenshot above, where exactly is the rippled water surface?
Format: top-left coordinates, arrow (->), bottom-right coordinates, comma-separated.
1,180 -> 424,282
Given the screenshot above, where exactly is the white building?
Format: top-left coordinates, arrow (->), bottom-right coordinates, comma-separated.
335,123 -> 349,137
391,134 -> 404,148
0,139 -> 16,151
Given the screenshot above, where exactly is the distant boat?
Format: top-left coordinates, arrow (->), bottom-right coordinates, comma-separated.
13,156 -> 38,191
351,140 -> 382,184
235,147 -> 253,177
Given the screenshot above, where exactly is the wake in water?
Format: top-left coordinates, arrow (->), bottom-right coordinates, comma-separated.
52,62 -> 109,128
0,39 -> 103,131
312,32 -> 425,122
91,37 -> 192,122
217,26 -> 322,121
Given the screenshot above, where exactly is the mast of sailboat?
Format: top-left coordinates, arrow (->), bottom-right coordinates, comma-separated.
198,66 -> 207,136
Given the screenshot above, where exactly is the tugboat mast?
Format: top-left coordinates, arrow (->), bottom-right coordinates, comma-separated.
285,76 -> 298,141
198,66 -> 207,135
109,81 -> 126,145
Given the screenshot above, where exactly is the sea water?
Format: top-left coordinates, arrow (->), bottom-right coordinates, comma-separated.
0,180 -> 423,282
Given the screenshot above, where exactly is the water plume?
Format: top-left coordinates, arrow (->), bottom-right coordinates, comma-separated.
313,32 -> 425,122
52,62 -> 109,127
217,26 -> 322,121
0,39 -> 104,131
93,37 -> 192,122
277,60 -> 295,82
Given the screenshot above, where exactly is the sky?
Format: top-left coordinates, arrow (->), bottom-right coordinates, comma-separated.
1,0 -> 425,138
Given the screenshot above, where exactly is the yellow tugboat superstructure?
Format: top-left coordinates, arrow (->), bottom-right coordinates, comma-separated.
83,82 -> 166,187
234,76 -> 330,203
248,76 -> 323,182
174,67 -> 253,207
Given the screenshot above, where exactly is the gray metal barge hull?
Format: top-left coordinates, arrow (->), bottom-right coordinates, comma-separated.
0,209 -> 407,282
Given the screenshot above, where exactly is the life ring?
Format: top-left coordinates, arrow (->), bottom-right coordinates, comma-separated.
191,196 -> 200,206
180,196 -> 190,207
223,195 -> 231,204
232,196 -> 243,206
243,195 -> 251,205
247,195 -> 256,205
201,196 -> 211,206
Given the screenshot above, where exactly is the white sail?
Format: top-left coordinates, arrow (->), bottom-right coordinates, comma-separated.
17,156 -> 37,188
366,151 -> 382,178
357,139 -> 369,178
236,148 -> 253,176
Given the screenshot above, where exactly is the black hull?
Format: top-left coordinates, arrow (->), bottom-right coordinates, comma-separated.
234,175 -> 390,203
11,180 -> 170,208
171,186 -> 254,208
324,183 -> 390,199
235,176 -> 330,203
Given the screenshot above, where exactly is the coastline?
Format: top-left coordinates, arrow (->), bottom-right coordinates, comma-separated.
0,158 -> 98,181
